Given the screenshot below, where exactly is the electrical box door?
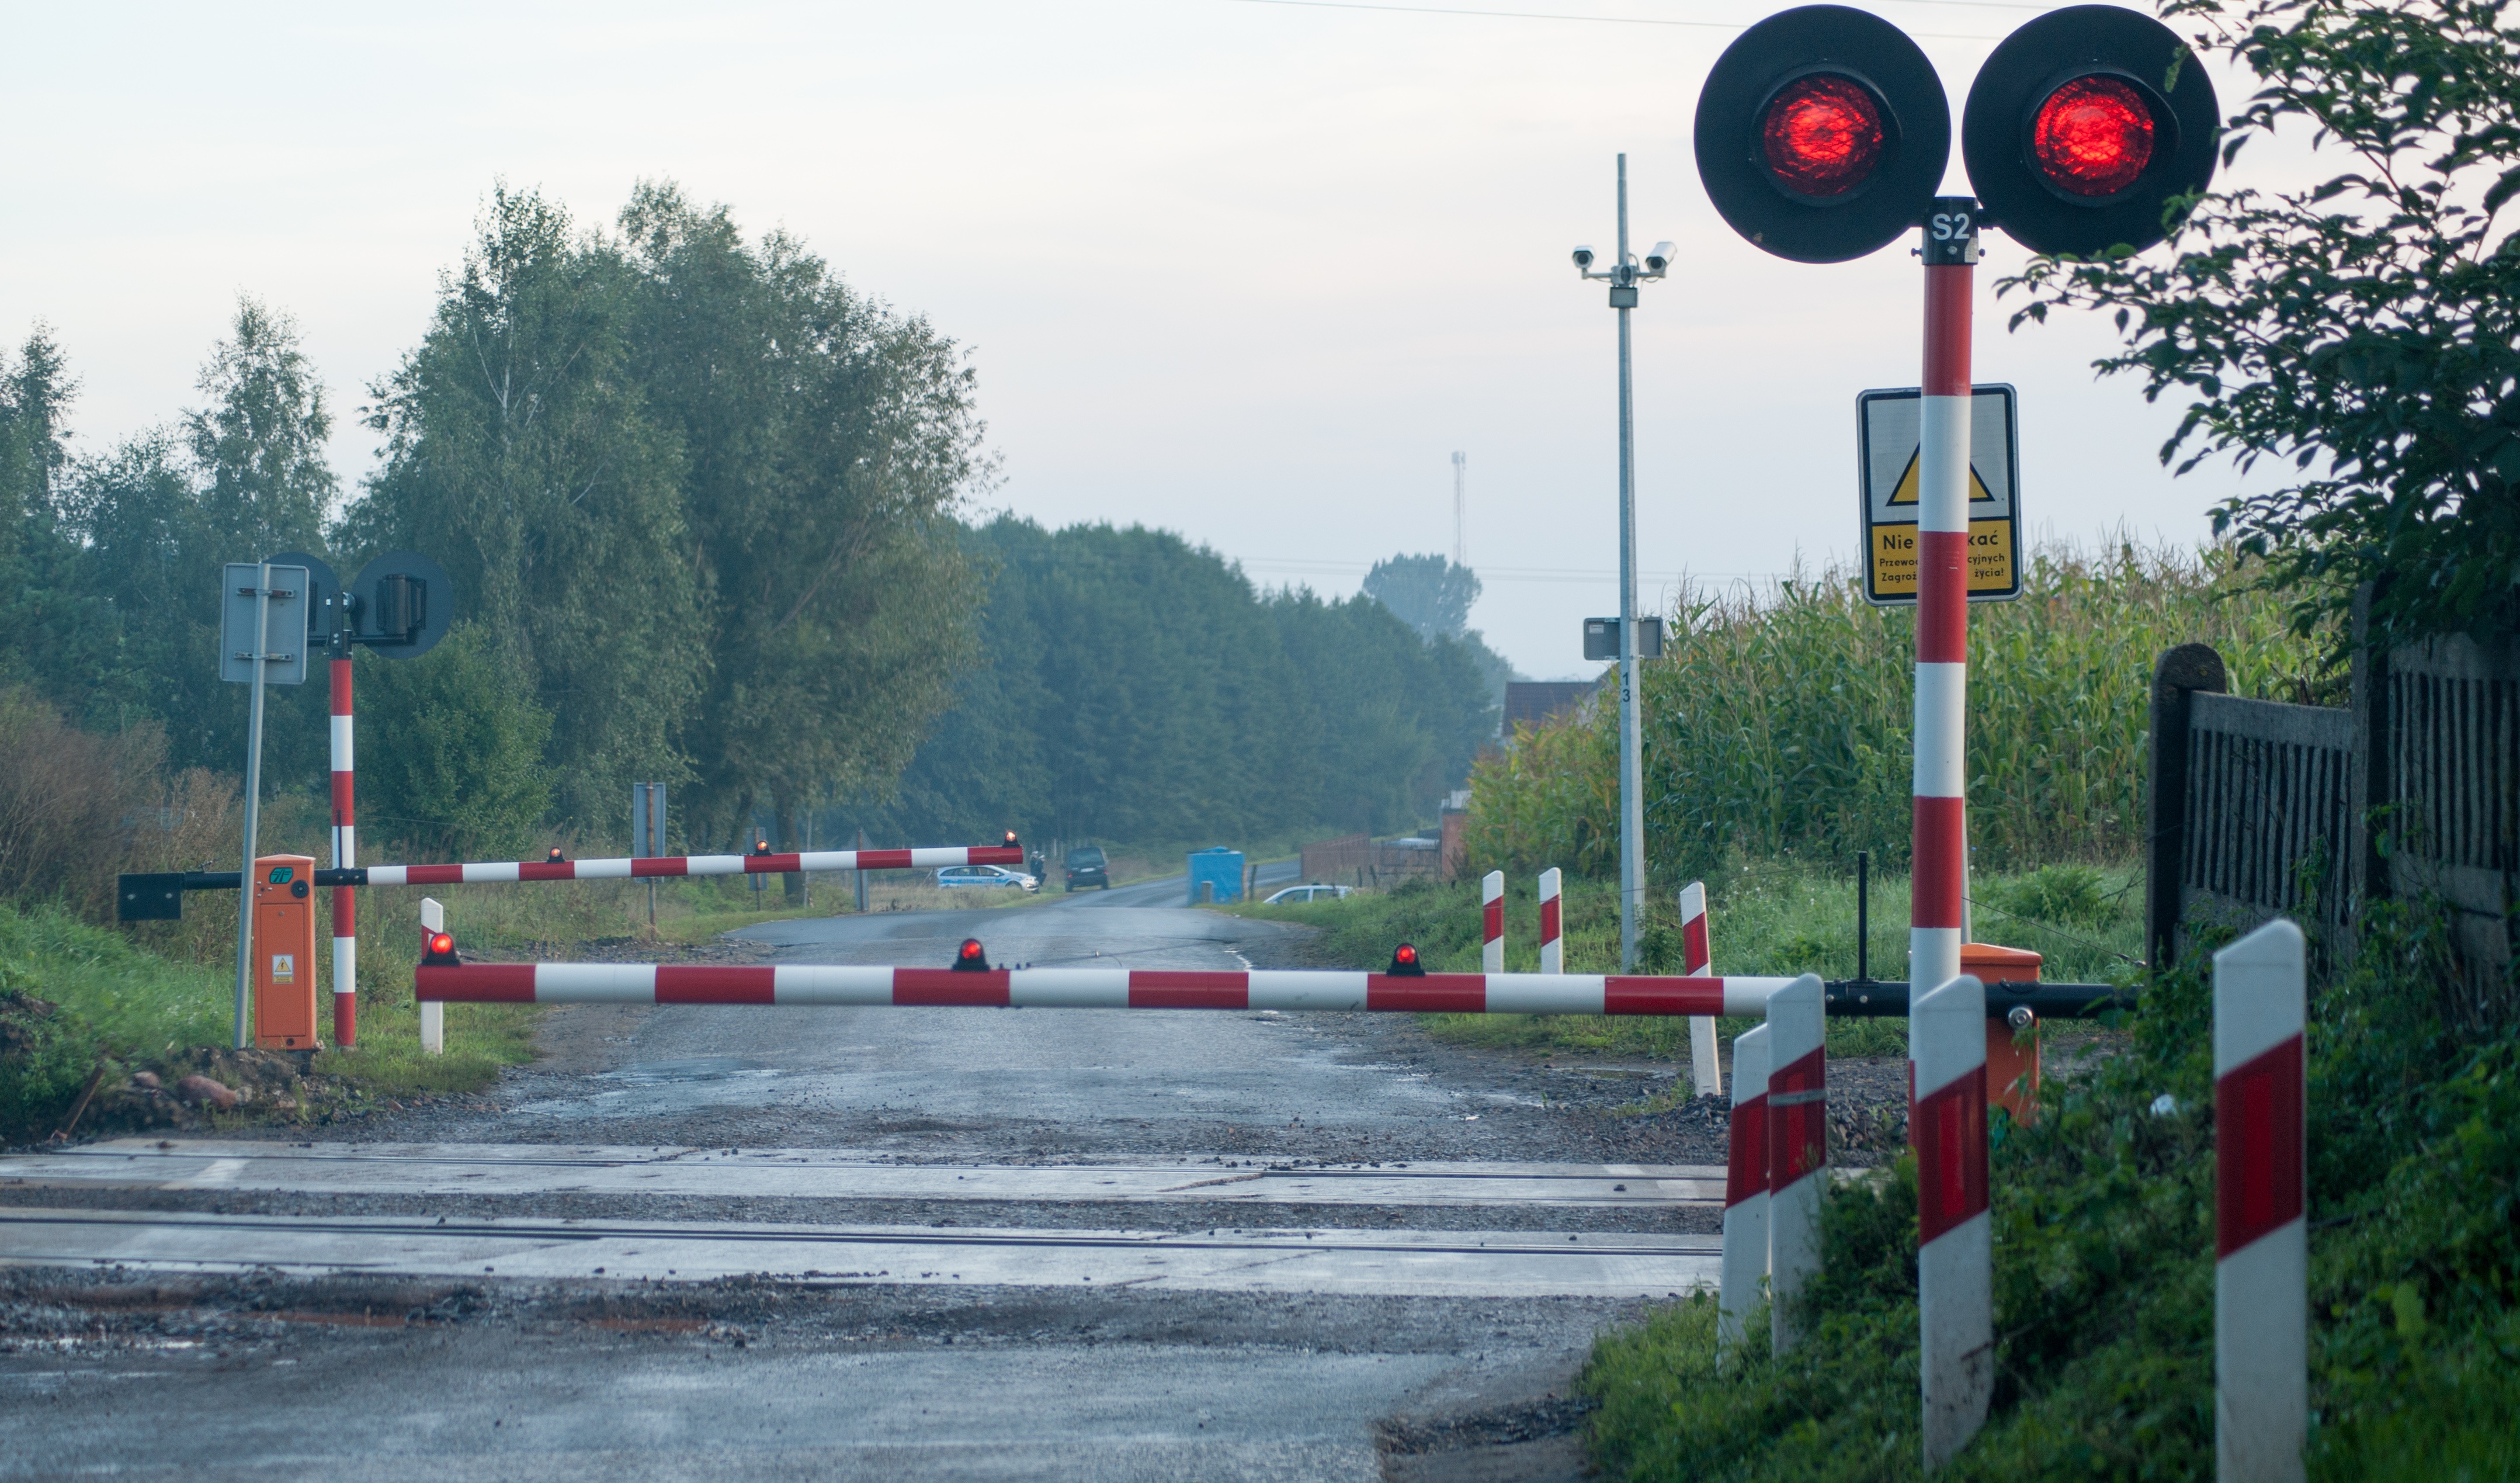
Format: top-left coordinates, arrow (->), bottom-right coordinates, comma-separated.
253,854 -> 320,1049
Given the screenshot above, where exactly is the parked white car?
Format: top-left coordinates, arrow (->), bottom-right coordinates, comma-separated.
1263,883 -> 1355,905
935,864 -> 1039,893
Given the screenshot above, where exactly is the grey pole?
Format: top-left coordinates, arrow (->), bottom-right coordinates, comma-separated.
232,560 -> 273,1050
1613,155 -> 1646,973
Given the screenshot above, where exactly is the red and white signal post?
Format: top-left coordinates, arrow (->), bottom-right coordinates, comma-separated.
328,653 -> 357,1048
1910,202 -> 1978,996
2214,920 -> 2307,1483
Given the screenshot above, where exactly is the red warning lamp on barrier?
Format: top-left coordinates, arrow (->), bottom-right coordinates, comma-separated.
953,937 -> 992,972
1960,5 -> 2219,257
422,931 -> 459,965
1387,943 -> 1426,978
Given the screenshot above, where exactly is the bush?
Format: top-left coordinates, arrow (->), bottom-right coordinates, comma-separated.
356,624 -> 556,861
0,687 -> 164,919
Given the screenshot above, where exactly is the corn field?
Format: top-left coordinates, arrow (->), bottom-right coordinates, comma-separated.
1464,542 -> 2328,880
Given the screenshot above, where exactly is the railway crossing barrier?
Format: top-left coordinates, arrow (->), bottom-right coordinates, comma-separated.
2214,920 -> 2306,1482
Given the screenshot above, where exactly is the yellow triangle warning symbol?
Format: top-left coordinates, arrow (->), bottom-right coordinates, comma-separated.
1885,450 -> 1998,505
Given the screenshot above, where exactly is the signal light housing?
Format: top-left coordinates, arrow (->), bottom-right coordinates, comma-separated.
422,931 -> 459,965
1696,5 -> 1949,264
953,937 -> 992,972
1962,5 -> 2217,257
1387,943 -> 1426,978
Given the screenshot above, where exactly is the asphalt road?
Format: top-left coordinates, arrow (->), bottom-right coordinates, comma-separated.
1,864 -> 1718,1482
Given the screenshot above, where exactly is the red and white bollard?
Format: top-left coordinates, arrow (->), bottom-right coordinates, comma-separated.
1765,973 -> 1826,1352
328,655 -> 357,1048
1481,870 -> 1505,974
1719,1020 -> 1771,1349
1538,868 -> 1563,975
2214,919 -> 2306,1483
1913,973 -> 1991,1468
1680,880 -> 1721,1098
416,898 -> 445,1054
1910,203 -> 1978,1002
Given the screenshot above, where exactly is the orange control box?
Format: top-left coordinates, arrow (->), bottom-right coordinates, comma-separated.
253,854 -> 320,1049
1962,941 -> 2043,1124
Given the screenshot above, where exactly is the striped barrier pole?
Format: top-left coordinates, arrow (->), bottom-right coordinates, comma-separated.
1680,880 -> 1721,1099
328,655 -> 357,1048
2214,919 -> 2306,1483
1719,1020 -> 1771,1350
1766,973 -> 1826,1352
1914,973 -> 1991,1469
1539,868 -> 1563,974
362,844 -> 1024,886
418,959 -> 1802,1014
1911,206 -> 1976,1003
1481,871 -> 1505,973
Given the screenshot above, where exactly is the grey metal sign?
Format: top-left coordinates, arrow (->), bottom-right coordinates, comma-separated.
218,564 -> 310,685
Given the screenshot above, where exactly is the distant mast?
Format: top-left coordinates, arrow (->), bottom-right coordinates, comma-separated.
1452,451 -> 1468,567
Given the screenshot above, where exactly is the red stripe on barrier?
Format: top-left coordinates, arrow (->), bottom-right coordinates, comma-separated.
1726,1094 -> 1768,1208
1913,1065 -> 1989,1245
1769,1047 -> 1828,1189
746,854 -> 803,874
1911,798 -> 1966,926
1923,268 -> 1971,396
1366,974 -> 1487,1013
657,966 -> 778,1004
855,850 -> 914,871
1539,897 -> 1560,944
1127,972 -> 1252,1009
1606,978 -> 1723,1017
893,969 -> 1011,1006
519,861 -> 576,881
2216,1033 -> 2304,1258
1682,917 -> 1709,974
1916,532 -> 1969,661
630,858 -> 690,878
418,964 -> 536,1002
403,865 -> 466,886
968,847 -> 1024,867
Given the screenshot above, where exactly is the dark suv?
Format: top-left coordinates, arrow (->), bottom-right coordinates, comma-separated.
1064,846 -> 1110,891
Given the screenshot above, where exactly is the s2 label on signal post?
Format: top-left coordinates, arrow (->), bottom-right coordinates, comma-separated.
1856,384 -> 2021,605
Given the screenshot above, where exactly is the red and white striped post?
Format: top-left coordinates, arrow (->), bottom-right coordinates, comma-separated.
2214,919 -> 2306,1483
328,654 -> 356,1048
1913,973 -> 1991,1468
1719,1020 -> 1771,1349
1481,870 -> 1505,974
1910,200 -> 1980,1002
1680,880 -> 1721,1098
1538,868 -> 1563,974
1765,973 -> 1825,1352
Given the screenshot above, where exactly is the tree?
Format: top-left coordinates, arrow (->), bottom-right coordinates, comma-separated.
2007,0 -> 2520,644
0,331 -> 88,699
1363,553 -> 1482,640
355,624 -> 556,861
186,297 -> 335,563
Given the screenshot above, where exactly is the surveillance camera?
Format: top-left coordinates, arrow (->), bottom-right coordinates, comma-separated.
1645,241 -> 1675,273
1571,245 -> 1595,269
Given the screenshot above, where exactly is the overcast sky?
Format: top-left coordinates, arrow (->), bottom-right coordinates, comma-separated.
1,1 -> 2292,678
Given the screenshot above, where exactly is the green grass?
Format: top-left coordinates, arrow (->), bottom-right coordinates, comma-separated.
1224,858 -> 2144,1064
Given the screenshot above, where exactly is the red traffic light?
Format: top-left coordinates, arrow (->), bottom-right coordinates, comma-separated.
1004,831 -> 1019,847
1960,5 -> 2217,257
547,847 -> 566,864
423,931 -> 457,964
952,937 -> 992,972
2030,76 -> 2154,197
1762,75 -> 1886,199
1387,943 -> 1426,977
1696,6 -> 1950,264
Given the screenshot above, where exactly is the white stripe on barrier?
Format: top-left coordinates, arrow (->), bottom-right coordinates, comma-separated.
1914,973 -> 1991,1470
2214,920 -> 2306,1483
1719,1021 -> 1771,1352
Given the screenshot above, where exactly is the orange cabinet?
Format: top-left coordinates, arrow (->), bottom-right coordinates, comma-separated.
253,855 -> 320,1049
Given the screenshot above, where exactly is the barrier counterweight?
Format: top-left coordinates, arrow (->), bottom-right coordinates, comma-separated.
1914,973 -> 1991,1468
1719,1021 -> 1771,1350
366,846 -> 1023,886
1680,879 -> 1721,1099
418,964 -> 1800,1014
2214,920 -> 2307,1483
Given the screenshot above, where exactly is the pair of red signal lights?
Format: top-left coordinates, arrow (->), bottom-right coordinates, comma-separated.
1698,3 -> 2219,263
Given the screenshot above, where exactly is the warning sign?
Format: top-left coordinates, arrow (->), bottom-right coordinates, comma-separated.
1857,384 -> 2021,605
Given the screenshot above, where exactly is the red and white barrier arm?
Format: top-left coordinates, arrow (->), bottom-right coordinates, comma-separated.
417,964 -> 1801,1014
1680,880 -> 1721,1100
1717,1021 -> 1771,1350
328,656 -> 357,1049
1481,871 -> 1505,974
2214,920 -> 2307,1483
1538,868 -> 1563,975
366,846 -> 1024,886
1914,973 -> 1992,1469
1765,974 -> 1827,1353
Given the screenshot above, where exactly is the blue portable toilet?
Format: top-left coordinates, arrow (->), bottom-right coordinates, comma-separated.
1186,847 -> 1245,905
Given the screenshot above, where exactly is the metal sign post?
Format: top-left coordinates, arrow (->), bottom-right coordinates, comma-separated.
220,562 -> 308,1050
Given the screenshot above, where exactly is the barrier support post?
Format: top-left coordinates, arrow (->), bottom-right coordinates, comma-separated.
418,898 -> 445,1055
1766,973 -> 1825,1352
1481,871 -> 1505,973
1681,880 -> 1721,1098
1539,868 -> 1563,975
1914,973 -> 1991,1468
2215,919 -> 2306,1483
329,654 -> 357,1048
1720,1021 -> 1772,1351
